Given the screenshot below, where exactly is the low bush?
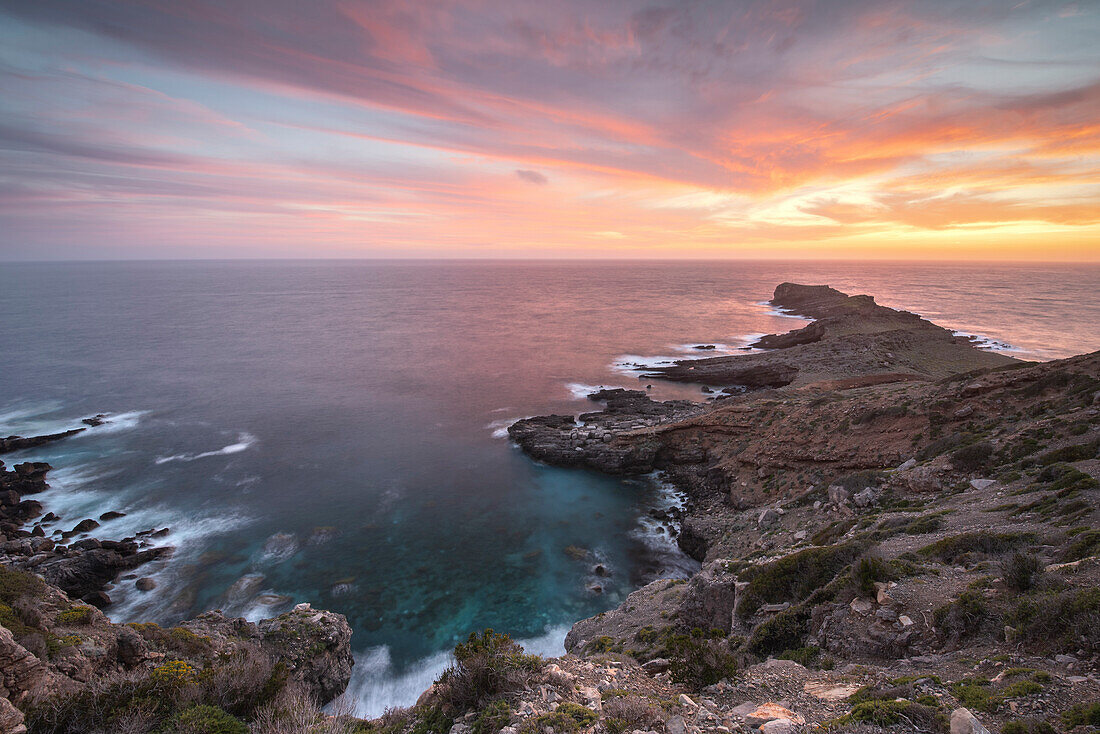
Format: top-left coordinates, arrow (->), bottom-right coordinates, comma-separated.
1038,439 -> 1098,465
1062,702 -> 1100,728
170,704 -> 248,734
56,606 -> 93,626
919,532 -> 1036,565
843,700 -> 947,732
1060,529 -> 1100,562
603,695 -> 664,734
851,555 -> 892,597
434,630 -> 542,714
472,700 -> 511,734
737,543 -> 864,617
663,634 -> 738,688
951,441 -> 994,472
1007,588 -> 1100,653
933,591 -> 988,644
523,703 -> 596,734
951,679 -> 998,713
1002,553 -> 1042,592
1002,719 -> 1056,734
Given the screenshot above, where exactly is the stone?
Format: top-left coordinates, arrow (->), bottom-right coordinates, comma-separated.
758,508 -> 781,527
449,724 -> 471,734
641,658 -> 670,674
746,704 -> 804,728
793,530 -> 806,541
135,577 -> 156,591
804,681 -> 861,701
897,458 -> 917,471
0,696 -> 26,734
969,479 -> 996,490
852,488 -> 876,507
850,598 -> 873,614
678,694 -> 697,709
761,720 -> 794,734
908,465 -> 942,492
950,707 -> 991,734
666,715 -> 687,734
899,615 -> 914,627
827,485 -> 849,505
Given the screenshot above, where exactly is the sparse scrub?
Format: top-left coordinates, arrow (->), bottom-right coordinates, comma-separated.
919,532 -> 1036,565
434,630 -> 542,714
1002,552 -> 1042,592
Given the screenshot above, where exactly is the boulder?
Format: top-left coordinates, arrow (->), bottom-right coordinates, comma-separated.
758,508 -> 781,527
950,707 -> 991,734
827,485 -> 849,505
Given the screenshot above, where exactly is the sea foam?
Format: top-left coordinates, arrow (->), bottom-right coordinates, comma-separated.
154,432 -> 257,464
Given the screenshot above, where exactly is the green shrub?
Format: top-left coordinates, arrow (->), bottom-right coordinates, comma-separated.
1061,529 -> 1100,562
951,441 -> 994,472
1003,681 -> 1042,698
776,646 -> 819,666
411,705 -> 453,734
920,532 -> 1036,565
150,660 -> 197,687
527,703 -> 596,733
472,700 -> 511,734
1002,553 -> 1042,592
1007,588 -> 1100,653
435,630 -> 542,714
851,555 -> 892,597
169,705 -> 247,734
1038,439 -> 1098,465
56,606 -> 93,626
844,700 -> 947,732
737,542 -> 864,617
746,606 -> 811,657
664,634 -> 738,688
951,679 -> 998,712
1062,702 -> 1100,728
1002,719 -> 1056,734
934,592 -> 988,642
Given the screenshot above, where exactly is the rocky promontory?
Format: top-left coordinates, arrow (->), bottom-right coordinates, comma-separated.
642,283 -> 1017,389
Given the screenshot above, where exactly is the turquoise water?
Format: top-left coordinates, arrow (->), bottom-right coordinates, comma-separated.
0,260 -> 1096,713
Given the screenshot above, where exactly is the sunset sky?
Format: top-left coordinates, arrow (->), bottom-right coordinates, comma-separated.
1,0 -> 1098,260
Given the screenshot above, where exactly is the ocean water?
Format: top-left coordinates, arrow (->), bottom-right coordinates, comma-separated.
0,260 -> 1097,714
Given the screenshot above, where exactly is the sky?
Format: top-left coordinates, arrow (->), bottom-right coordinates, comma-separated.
1,0 -> 1098,261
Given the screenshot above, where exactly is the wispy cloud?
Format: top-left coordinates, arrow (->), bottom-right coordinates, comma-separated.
0,0 -> 1098,259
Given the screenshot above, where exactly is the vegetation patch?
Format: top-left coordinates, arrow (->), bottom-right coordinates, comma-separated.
737,542 -> 864,617
919,532 -> 1037,565
1006,588 -> 1100,653
434,629 -> 542,714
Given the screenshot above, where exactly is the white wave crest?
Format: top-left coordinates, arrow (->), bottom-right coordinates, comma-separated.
564,382 -> 624,400
485,417 -> 525,439
951,330 -> 1021,354
155,432 -> 257,464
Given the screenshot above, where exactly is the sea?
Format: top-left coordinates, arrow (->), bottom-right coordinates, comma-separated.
1,260 -> 1097,715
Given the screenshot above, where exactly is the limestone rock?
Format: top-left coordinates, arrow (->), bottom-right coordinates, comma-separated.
950,707 -> 991,734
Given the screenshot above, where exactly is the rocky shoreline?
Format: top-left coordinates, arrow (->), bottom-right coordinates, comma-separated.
2,283 -> 1098,734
